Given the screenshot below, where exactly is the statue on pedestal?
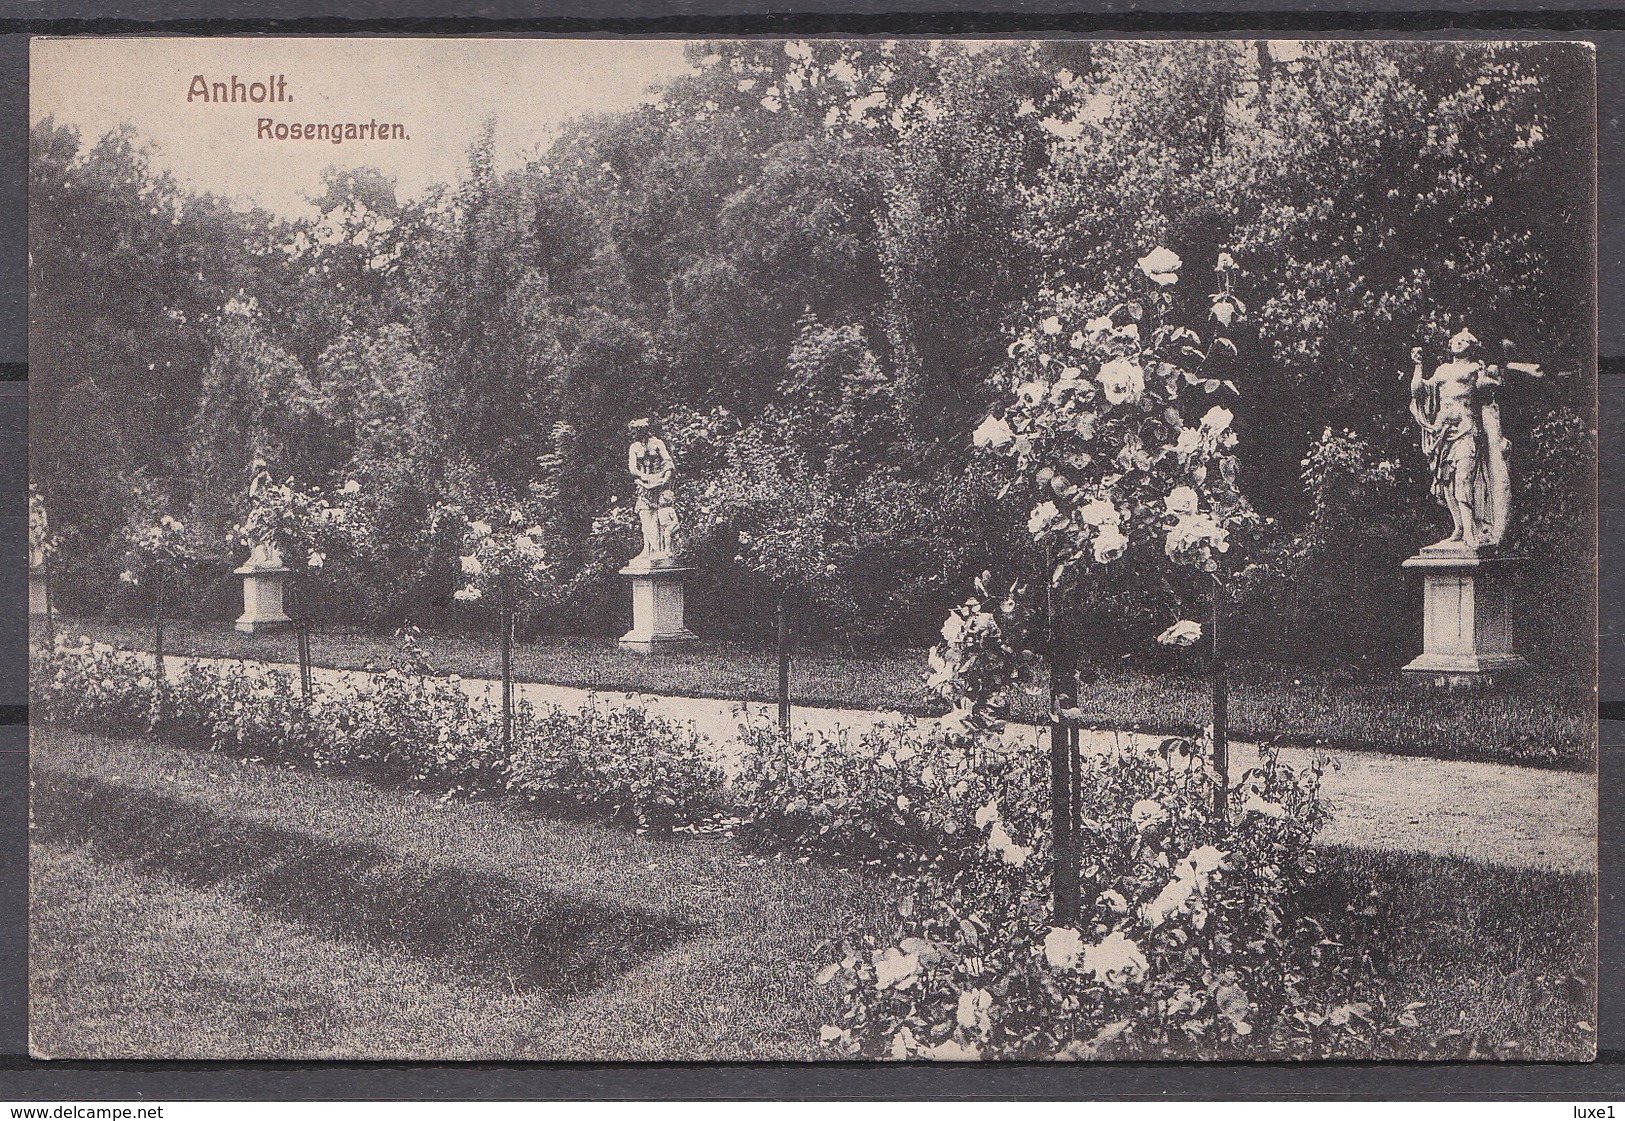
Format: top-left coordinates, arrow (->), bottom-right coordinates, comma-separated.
627,418 -> 679,567
235,456 -> 292,633
1401,329 -> 1541,684
1407,330 -> 1541,552
618,417 -> 696,652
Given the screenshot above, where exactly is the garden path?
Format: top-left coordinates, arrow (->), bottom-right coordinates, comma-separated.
150,649 -> 1595,874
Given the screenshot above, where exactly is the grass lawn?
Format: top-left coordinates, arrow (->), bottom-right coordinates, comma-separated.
45,615 -> 1594,769
30,726 -> 895,1060
31,726 -> 1595,1060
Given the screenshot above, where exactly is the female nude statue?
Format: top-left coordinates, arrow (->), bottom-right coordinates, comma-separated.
627,418 -> 679,566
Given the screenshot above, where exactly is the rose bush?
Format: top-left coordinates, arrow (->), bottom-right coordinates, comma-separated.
508,699 -> 727,833
735,715 -> 1046,872
32,637 -> 158,732
812,731 -> 1421,1059
33,637 -> 724,831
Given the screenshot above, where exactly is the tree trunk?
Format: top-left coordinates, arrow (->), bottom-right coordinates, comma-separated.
776,593 -> 790,736
293,574 -> 313,702
152,567 -> 166,724
43,553 -> 55,647
1211,579 -> 1230,833
501,573 -> 514,750
1048,578 -> 1081,924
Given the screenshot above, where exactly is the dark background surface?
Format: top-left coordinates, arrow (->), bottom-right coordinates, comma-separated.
0,3 -> 1619,1100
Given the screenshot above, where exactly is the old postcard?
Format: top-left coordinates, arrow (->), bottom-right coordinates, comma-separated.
28,35 -> 1598,1061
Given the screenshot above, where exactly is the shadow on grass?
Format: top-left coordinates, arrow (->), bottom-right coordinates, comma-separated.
32,771 -> 695,997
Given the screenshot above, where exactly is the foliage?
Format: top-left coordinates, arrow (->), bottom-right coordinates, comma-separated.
29,40 -> 1594,659
810,729 -> 1426,1059
32,636 -> 726,833
508,699 -> 728,833
735,716 -> 1042,872
1230,428 -> 1421,661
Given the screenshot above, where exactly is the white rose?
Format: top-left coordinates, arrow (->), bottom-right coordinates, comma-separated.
1164,486 -> 1199,516
1131,798 -> 1167,829
1080,931 -> 1149,982
1200,405 -> 1234,434
972,414 -> 1015,451
1092,523 -> 1128,563
1016,380 -> 1048,407
1076,498 -> 1120,527
1043,926 -> 1085,971
1157,619 -> 1204,647
1137,246 -> 1182,285
1098,358 -> 1145,406
1028,500 -> 1063,538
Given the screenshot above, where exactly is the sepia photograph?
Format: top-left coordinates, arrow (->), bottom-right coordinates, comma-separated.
26,34 -> 1598,1062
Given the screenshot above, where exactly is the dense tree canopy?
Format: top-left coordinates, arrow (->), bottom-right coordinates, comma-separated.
30,39 -> 1594,664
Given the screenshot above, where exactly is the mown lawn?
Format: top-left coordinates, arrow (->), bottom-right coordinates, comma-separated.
30,726 -> 895,1060
30,727 -> 1596,1060
46,615 -> 1594,769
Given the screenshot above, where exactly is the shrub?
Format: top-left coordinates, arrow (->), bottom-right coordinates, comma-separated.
31,637 -> 156,734
508,699 -> 728,833
811,732 -> 1419,1059
34,639 -> 724,831
167,659 -> 326,768
735,717 -> 1044,872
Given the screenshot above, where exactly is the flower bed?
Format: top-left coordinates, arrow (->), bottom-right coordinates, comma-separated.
32,638 -> 726,833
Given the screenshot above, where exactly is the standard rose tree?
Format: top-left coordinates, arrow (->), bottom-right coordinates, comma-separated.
948,247 -> 1253,735
449,506 -> 554,746
947,247 -> 1255,920
233,463 -> 370,690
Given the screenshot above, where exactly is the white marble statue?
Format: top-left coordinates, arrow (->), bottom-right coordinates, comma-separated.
1408,330 -> 1541,552
627,418 -> 679,566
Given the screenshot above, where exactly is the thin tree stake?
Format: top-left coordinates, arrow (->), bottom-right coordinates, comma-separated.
1211,578 -> 1229,833
776,594 -> 791,736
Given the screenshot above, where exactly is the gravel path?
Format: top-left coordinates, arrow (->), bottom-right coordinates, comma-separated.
144,648 -> 1596,874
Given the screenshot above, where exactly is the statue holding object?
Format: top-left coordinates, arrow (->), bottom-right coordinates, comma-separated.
618,417 -> 696,651
1401,328 -> 1541,684
1407,329 -> 1542,553
627,417 -> 680,568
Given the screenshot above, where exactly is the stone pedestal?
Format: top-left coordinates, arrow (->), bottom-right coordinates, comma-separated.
1401,547 -> 1527,686
619,564 -> 697,653
28,567 -> 48,617
234,564 -> 294,634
